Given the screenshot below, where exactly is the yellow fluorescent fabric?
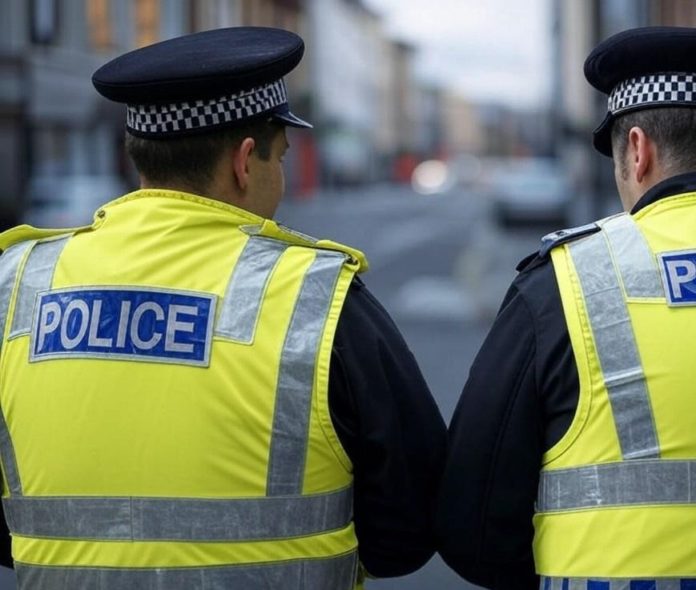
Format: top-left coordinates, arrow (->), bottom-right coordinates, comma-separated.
0,189 -> 363,576
12,525 -> 357,568
533,507 -> 696,577
536,193 -> 696,578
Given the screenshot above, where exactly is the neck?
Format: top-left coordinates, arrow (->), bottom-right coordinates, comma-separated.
139,177 -> 243,208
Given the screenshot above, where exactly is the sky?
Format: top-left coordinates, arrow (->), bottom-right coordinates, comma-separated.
362,0 -> 552,110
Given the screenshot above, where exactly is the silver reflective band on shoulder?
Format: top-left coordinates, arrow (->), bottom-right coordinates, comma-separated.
569,232 -> 659,460
267,251 -> 347,496
599,215 -> 664,298
2,486 -> 352,540
0,240 -> 34,497
216,237 -> 287,344
10,237 -> 71,338
537,459 -> 696,512
15,551 -> 358,590
540,576 -> 692,589
0,241 -> 34,350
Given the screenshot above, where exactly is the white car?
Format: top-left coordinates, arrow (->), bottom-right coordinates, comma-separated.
489,159 -> 573,226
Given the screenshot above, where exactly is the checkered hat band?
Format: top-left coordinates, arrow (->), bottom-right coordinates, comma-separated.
126,79 -> 289,134
609,72 -> 696,115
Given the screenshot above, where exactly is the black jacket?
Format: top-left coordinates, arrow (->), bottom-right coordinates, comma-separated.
436,172 -> 696,590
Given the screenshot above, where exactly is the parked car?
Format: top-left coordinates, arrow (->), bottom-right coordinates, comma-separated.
489,158 -> 573,227
24,174 -> 127,228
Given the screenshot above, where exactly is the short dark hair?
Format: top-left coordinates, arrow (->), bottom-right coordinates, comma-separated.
611,107 -> 696,175
125,118 -> 283,192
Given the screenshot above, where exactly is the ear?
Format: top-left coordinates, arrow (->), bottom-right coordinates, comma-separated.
627,126 -> 654,184
232,137 -> 256,191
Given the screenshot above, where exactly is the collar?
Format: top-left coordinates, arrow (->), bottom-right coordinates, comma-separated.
102,188 -> 264,223
631,171 -> 696,214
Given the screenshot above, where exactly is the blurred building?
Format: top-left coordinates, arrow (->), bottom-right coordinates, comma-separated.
552,0 -> 696,224
0,0 -> 488,222
307,0 -> 382,186
439,90 -> 483,157
0,0 -> 318,226
654,1 -> 696,24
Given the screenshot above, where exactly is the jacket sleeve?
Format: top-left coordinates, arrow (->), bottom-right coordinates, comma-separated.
329,278 -> 447,578
0,489 -> 11,568
435,260 -> 579,590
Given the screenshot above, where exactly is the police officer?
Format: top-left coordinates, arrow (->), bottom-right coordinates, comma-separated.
0,27 -> 446,589
437,27 -> 696,589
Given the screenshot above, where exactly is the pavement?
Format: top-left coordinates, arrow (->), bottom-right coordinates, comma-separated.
0,181 -> 554,590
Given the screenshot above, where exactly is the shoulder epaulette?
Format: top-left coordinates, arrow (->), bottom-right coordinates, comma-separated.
539,222 -> 601,258
516,222 -> 601,273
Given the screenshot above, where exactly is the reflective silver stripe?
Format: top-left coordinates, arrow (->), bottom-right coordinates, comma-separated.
600,215 -> 664,298
537,459 -> 696,512
569,232 -> 659,460
0,410 -> 21,496
3,486 -> 352,540
216,237 -> 287,343
0,241 -> 34,349
15,551 -> 358,590
10,237 -> 70,337
0,240 -> 33,496
267,251 -> 346,496
540,577 -> 691,590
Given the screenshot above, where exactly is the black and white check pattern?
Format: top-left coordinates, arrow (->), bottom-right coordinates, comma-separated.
126,79 -> 289,135
609,72 -> 696,115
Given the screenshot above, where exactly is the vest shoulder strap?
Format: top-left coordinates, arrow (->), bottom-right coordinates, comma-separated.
0,224 -> 87,253
240,221 -> 368,273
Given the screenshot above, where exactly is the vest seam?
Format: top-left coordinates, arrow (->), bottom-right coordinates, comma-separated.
542,244 -> 596,465
315,269 -> 355,475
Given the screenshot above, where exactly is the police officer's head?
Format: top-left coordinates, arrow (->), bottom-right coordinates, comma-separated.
92,27 -> 312,218
585,27 -> 696,209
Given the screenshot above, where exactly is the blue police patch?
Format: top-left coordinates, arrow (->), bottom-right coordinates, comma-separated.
30,288 -> 216,366
659,250 -> 696,306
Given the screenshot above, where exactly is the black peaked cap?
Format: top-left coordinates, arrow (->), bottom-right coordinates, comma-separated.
585,26 -> 696,92
93,27 -> 305,104
585,26 -> 696,156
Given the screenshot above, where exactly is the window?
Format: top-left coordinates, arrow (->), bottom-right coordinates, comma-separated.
87,0 -> 113,51
30,0 -> 58,45
134,0 -> 159,48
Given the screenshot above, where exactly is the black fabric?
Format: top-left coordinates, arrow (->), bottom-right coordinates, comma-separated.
329,279 -> 446,577
0,279 -> 445,578
0,508 -> 9,568
436,259 -> 575,590
92,27 -> 304,103
437,175 -> 696,590
584,26 -> 696,93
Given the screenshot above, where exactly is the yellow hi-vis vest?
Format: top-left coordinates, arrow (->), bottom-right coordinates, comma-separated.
534,192 -> 696,587
0,189 -> 368,590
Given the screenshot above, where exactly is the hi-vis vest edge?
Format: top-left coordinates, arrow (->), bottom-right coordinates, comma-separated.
0,191 -> 367,590
534,197 -> 696,587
